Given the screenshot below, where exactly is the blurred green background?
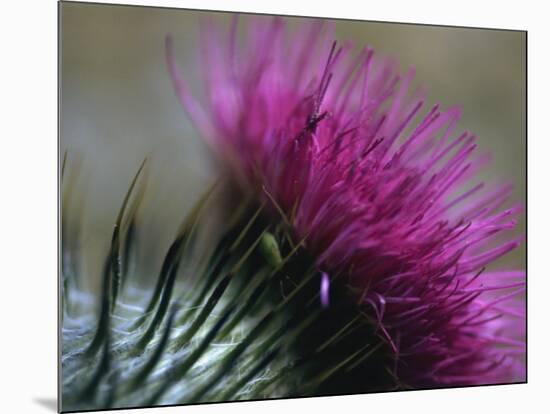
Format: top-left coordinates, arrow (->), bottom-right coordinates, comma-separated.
60,2 -> 526,289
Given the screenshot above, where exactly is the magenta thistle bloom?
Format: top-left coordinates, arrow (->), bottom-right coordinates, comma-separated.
166,16 -> 525,387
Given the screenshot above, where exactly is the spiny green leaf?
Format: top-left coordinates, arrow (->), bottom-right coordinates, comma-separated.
125,304 -> 179,392
147,304 -> 237,406
171,273 -> 232,350
110,158 -> 148,313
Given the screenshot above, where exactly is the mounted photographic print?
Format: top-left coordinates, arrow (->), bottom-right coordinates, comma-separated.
59,1 -> 526,412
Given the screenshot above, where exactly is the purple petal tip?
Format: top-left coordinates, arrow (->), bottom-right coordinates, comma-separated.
320,272 -> 330,308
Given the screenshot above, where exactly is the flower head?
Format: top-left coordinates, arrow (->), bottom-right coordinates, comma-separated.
167,15 -> 525,387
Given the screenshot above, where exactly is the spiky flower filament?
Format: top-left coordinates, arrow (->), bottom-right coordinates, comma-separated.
166,15 -> 525,386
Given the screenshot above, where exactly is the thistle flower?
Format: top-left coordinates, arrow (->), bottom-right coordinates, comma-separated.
166,16 -> 525,388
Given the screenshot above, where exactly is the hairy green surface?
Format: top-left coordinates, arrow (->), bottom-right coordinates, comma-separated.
60,157 -> 394,412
